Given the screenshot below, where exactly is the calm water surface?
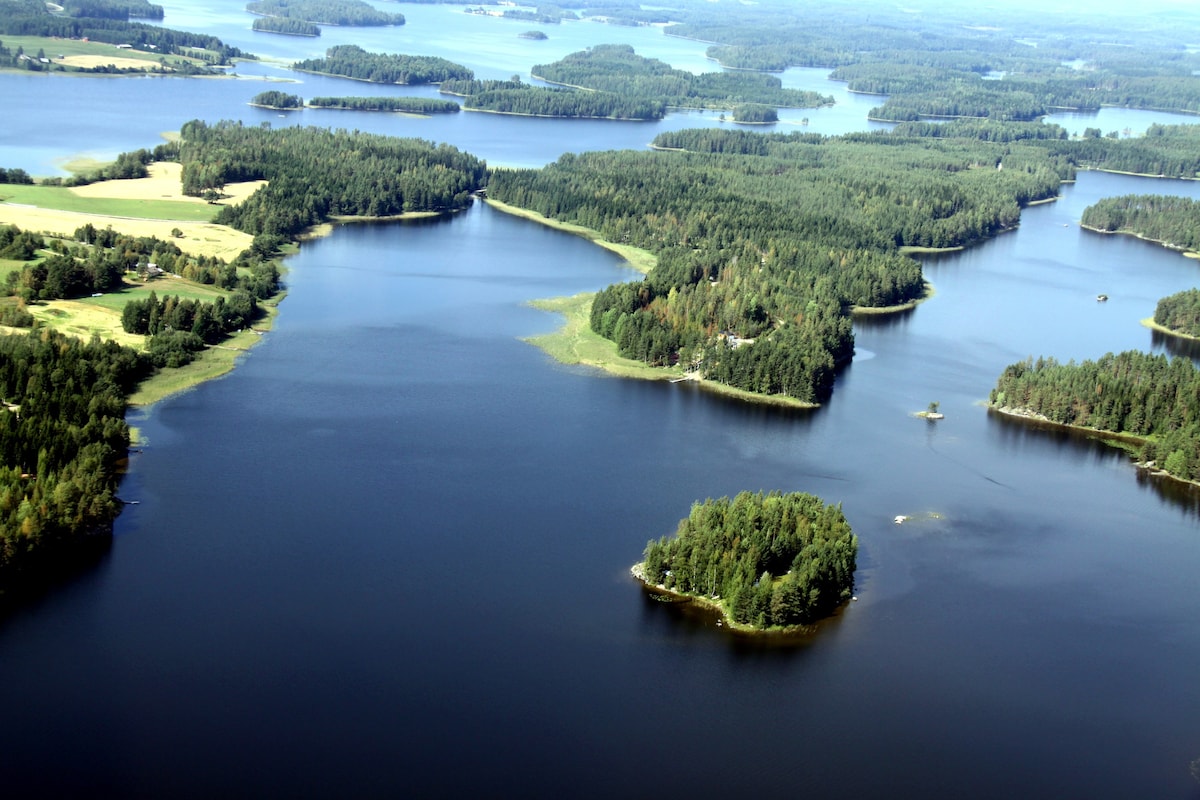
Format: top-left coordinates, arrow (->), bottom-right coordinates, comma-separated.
2,6 -> 1200,798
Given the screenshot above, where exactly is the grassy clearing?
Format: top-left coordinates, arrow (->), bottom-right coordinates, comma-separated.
523,293 -> 817,408
85,279 -> 231,311
1141,316 -> 1200,341
28,298 -> 144,349
0,259 -> 25,282
524,293 -> 673,378
484,198 -> 657,274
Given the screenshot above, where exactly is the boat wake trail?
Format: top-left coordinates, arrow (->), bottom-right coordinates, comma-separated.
926,440 -> 1013,490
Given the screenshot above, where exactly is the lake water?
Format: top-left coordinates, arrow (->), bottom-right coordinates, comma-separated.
2,5 -> 1200,797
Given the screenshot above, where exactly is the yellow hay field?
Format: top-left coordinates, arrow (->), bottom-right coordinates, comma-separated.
70,162 -> 266,206
58,54 -> 159,70
0,204 -> 253,261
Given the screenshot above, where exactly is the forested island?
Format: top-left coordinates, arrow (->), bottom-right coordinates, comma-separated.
250,90 -> 303,110
489,129 -> 1066,403
251,17 -> 320,37
990,353 -> 1200,484
292,44 -> 472,85
634,490 -> 858,632
308,96 -> 460,114
245,0 -> 403,27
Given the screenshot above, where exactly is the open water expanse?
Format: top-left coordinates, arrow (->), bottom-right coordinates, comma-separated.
2,4 -> 1200,797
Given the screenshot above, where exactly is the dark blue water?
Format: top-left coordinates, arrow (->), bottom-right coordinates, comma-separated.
3,6 -> 1200,797
2,180 -> 1199,798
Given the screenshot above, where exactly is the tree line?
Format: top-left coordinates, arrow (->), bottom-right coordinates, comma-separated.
251,90 -> 304,109
251,16 -> 320,36
308,96 -> 460,114
532,44 -> 832,111
59,0 -> 163,20
292,44 -> 472,85
639,490 -> 858,630
1081,194 -> 1200,253
990,352 -> 1200,483
463,86 -> 665,120
246,0 -> 403,27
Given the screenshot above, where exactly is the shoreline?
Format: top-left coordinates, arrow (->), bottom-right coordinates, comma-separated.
1079,222 -> 1200,257
630,563 -> 822,636
852,281 -> 935,315
1141,316 -> 1200,341
987,404 -> 1200,488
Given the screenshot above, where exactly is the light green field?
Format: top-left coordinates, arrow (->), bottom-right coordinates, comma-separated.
0,184 -> 218,222
0,35 -> 209,67
523,293 -> 816,408
524,293 -> 668,377
85,280 -> 231,312
0,259 -> 24,282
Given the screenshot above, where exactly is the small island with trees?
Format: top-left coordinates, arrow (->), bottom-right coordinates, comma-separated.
250,90 -> 303,110
633,490 -> 858,632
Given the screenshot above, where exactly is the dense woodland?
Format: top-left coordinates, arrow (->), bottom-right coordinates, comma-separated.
250,90 -> 303,109
59,0 -> 163,20
245,0 -> 403,27
464,85 -> 664,120
489,130 -> 1067,401
308,96 -> 460,114
0,329 -> 148,581
1081,194 -> 1200,253
532,44 -> 831,111
639,490 -> 858,630
665,1 -> 1200,119
251,16 -> 320,37
292,44 -> 471,84
1154,289 -> 1200,339
990,353 -> 1200,483
178,120 -> 487,238
0,0 -> 249,64
441,76 -> 663,119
